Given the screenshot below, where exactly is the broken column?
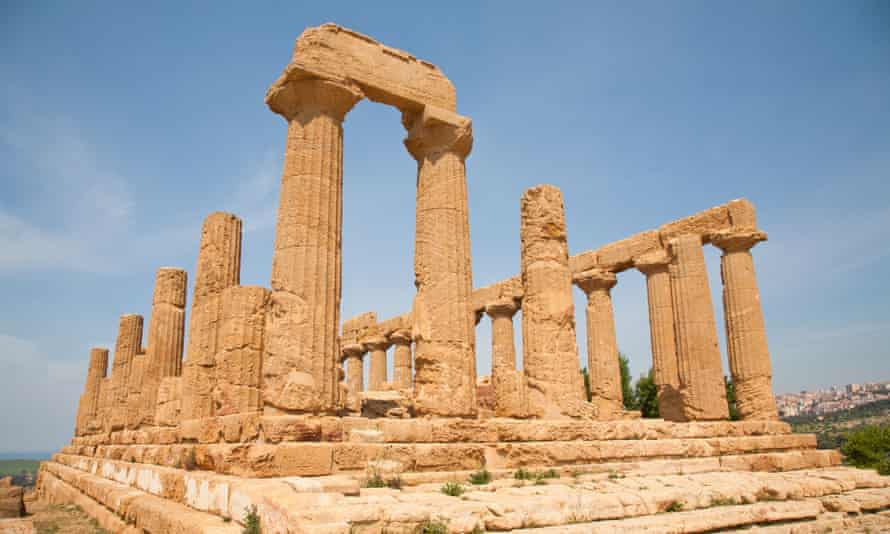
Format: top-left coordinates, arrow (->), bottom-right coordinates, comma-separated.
711,230 -> 778,420
109,314 -> 143,430
125,349 -> 147,429
139,267 -> 187,427
485,298 -> 528,418
404,107 -> 477,417
364,336 -> 390,391
668,234 -> 729,420
635,250 -> 684,421
75,348 -> 108,436
574,268 -> 623,419
342,343 -> 364,413
389,329 -> 413,390
213,286 -> 270,416
265,78 -> 362,414
519,185 -> 589,419
180,212 -> 242,421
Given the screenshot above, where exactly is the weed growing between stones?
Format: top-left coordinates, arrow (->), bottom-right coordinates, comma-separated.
417,519 -> 448,533
666,500 -> 684,512
441,481 -> 464,497
242,505 -> 260,534
514,467 -> 533,480
468,469 -> 491,485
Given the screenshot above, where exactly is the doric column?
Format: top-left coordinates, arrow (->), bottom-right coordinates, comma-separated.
181,212 -> 242,421
519,185 -> 589,419
574,268 -> 623,420
342,343 -> 365,413
109,314 -> 143,430
668,234 -> 728,421
389,329 -> 413,390
213,286 -> 270,416
485,298 -> 528,418
364,336 -> 390,391
125,350 -> 147,429
711,230 -> 778,420
635,250 -> 684,421
75,348 -> 108,436
139,267 -> 187,427
403,106 -> 477,417
265,78 -> 362,414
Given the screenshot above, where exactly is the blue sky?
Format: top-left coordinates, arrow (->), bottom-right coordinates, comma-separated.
1,1 -> 888,453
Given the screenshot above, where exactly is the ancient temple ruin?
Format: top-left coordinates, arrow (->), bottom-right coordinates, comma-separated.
35,24 -> 890,534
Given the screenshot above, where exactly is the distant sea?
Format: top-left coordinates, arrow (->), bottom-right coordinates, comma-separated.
0,451 -> 54,460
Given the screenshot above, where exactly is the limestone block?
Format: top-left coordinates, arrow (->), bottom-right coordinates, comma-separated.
155,377 -> 182,427
275,444 -> 334,477
471,276 -> 522,313
404,107 -> 477,417
389,329 -> 413,390
213,286 -> 269,417
360,390 -> 414,419
727,198 -> 757,230
341,312 -> 377,345
260,416 -> 323,443
181,212 -> 242,422
519,185 -> 589,419
668,234 -> 729,421
0,478 -> 23,518
659,204 -> 731,243
595,230 -> 660,271
364,336 -> 389,391
125,352 -> 147,429
267,24 -> 456,115
75,348 -> 108,436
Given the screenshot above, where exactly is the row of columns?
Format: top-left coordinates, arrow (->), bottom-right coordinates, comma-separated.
341,330 -> 414,412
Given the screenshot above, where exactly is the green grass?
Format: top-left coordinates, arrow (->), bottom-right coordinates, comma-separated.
441,481 -> 464,497
418,520 -> 448,534
514,467 -> 534,480
468,469 -> 491,485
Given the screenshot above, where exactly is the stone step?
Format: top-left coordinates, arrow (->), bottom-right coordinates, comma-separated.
37,463 -> 243,534
44,453 -> 890,533
59,432 -> 820,478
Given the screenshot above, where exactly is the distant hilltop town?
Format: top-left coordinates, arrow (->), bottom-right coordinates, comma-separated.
776,381 -> 890,418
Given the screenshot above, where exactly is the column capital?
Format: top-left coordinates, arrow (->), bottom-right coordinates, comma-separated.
710,230 -> 767,253
266,77 -> 362,122
389,329 -> 413,345
403,106 -> 473,161
634,249 -> 672,275
574,268 -> 617,295
485,297 -> 520,318
363,336 -> 390,352
341,342 -> 365,359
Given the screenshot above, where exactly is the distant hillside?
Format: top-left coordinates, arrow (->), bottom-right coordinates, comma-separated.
0,459 -> 42,487
784,398 -> 890,449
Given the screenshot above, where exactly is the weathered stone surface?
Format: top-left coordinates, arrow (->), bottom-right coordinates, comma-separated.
574,268 -> 623,420
360,390 -> 414,419
342,343 -> 365,414
341,312 -> 376,345
181,212 -> 242,421
594,230 -> 660,271
265,79 -> 360,414
0,477 -> 24,518
485,298 -> 528,418
364,336 -> 389,392
75,348 -> 108,436
155,377 -> 183,427
109,314 -> 143,431
139,267 -> 187,428
213,286 -> 270,417
669,234 -> 729,421
405,106 -> 477,417
125,351 -> 147,429
268,24 -> 455,116
712,230 -> 778,420
389,329 -> 413,390
520,185 -> 589,419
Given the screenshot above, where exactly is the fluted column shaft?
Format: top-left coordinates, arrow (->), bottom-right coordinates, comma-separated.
342,344 -> 364,413
575,269 -> 623,420
519,185 -> 588,419
486,299 -> 528,418
712,230 -> 778,420
390,329 -> 413,390
139,267 -> 187,427
109,314 -> 143,430
668,234 -> 728,421
404,109 -> 476,417
635,251 -> 684,421
75,348 -> 108,436
264,79 -> 361,414
181,212 -> 242,421
365,337 -> 390,391
213,286 -> 270,416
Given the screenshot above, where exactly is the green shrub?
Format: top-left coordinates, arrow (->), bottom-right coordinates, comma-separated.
365,473 -> 387,488
514,467 -> 533,480
242,505 -> 260,534
468,469 -> 491,485
441,481 -> 464,497
841,425 -> 890,475
417,520 -> 448,534
539,468 -> 559,479
665,500 -> 683,512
